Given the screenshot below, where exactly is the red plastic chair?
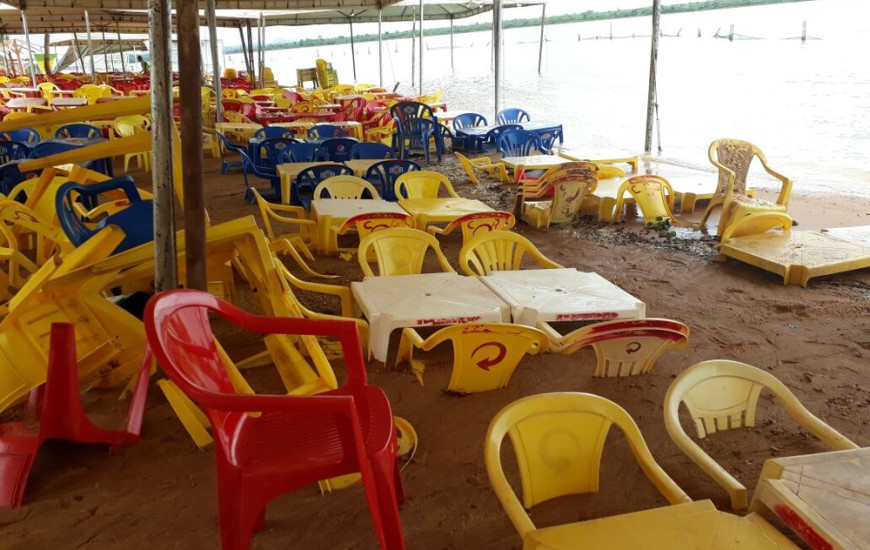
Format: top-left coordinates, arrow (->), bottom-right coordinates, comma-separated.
143,289 -> 406,550
0,323 -> 149,508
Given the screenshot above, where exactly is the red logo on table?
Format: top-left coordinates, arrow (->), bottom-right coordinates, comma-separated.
774,505 -> 832,550
472,342 -> 507,371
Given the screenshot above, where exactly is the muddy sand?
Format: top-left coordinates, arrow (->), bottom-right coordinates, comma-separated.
1,153 -> 867,549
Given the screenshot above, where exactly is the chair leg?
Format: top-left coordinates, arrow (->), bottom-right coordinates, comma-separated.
217,459 -> 255,550
362,451 -> 406,550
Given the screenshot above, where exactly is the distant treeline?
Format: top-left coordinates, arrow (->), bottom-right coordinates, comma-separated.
224,0 -> 810,53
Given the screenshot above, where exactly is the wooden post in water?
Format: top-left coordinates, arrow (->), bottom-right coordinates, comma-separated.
729,24 -> 734,41
537,3 -> 547,74
378,7 -> 383,87
207,0 -> 222,122
419,0 -> 424,96
178,0 -> 207,291
449,16 -> 454,71
644,0 -> 661,155
411,7 -> 416,88
149,0 -> 177,291
801,21 -> 807,43
609,22 -> 613,40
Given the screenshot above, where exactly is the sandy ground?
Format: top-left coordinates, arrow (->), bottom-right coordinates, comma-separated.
0,151 -> 868,549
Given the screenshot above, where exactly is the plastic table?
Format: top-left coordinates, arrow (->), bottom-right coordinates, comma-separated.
750,447 -> 870,550
351,272 -> 510,362
397,197 -> 494,230
479,268 -> 645,327
311,198 -> 407,253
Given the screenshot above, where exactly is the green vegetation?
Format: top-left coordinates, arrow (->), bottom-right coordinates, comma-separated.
225,0 -> 810,54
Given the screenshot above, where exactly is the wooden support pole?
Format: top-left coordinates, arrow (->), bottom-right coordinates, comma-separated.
418,0 -> 424,96
148,0 -> 178,291
85,10 -> 96,81
237,25 -> 251,77
349,18 -> 357,81
43,32 -> 51,75
411,7 -> 416,88
644,0 -> 661,155
178,0 -> 207,291
116,24 -> 126,73
102,31 -> 110,73
493,0 -> 503,121
378,7 -> 383,87
537,3 -> 546,75
246,21 -> 255,85
449,17 -> 454,71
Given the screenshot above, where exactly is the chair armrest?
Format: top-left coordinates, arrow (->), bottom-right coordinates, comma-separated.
275,259 -> 353,315
756,157 -> 793,207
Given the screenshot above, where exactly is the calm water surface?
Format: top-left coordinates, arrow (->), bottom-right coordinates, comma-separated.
227,0 -> 870,199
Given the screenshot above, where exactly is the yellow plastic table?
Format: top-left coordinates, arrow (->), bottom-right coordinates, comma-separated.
310,198 -> 407,254
51,97 -> 88,108
750,447 -> 870,550
343,159 -> 383,177
479,268 -> 646,327
351,272 -> 510,362
500,155 -> 577,182
397,197 -> 494,230
524,500 -> 799,550
215,122 -> 263,144
554,147 -> 639,173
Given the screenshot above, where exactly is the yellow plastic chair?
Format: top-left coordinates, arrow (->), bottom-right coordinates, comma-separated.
395,323 -> 549,393
223,110 -> 254,124
664,359 -> 859,510
0,200 -> 72,266
517,163 -> 599,229
113,116 -> 152,172
314,176 -> 380,200
718,212 -> 794,241
394,170 -> 459,200
485,392 -> 692,542
454,152 -> 510,184
701,139 -> 793,236
612,174 -> 689,227
330,212 -> 415,257
540,318 -> 690,377
427,211 -> 515,244
37,82 -> 60,104
458,230 -> 563,277
357,227 -> 455,277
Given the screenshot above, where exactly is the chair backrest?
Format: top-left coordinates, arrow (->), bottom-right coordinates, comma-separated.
394,170 -> 457,200
357,227 -> 455,276
282,141 -> 322,163
55,176 -> 143,248
27,141 -> 81,160
0,141 -> 30,164
365,159 -> 421,201
496,129 -> 541,157
484,124 -> 522,149
338,212 -> 415,238
314,175 -> 380,200
307,124 -> 348,140
349,142 -> 395,160
294,164 -> 354,208
542,165 -> 599,225
223,110 -> 253,124
429,211 -> 515,242
54,123 -> 102,139
614,175 -> 676,227
458,230 -> 563,276
664,359 -> 858,509
485,392 -> 690,536
452,113 -> 487,131
319,137 -> 358,162
341,96 -> 366,121
257,137 -> 298,170
536,128 -> 563,153
1,128 -> 41,143
253,126 -> 295,139
390,101 -> 435,125
719,212 -> 793,242
708,138 -> 763,196
551,318 -> 690,377
496,108 -> 530,125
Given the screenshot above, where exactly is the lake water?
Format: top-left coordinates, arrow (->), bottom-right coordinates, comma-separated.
226,0 -> 870,199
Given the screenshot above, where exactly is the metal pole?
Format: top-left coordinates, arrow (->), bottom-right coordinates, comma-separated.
117,24 -> 127,73
246,20 -> 255,85
19,11 -> 38,86
537,3 -> 546,75
493,0 -> 503,120
418,0 -> 424,96
449,16 -> 454,71
349,19 -> 357,81
207,0 -> 222,122
238,25 -> 251,77
411,7 -> 416,88
84,10 -> 96,82
102,31 -> 110,73
377,8 -> 383,87
644,0 -> 661,155
72,34 -> 85,74
178,0 -> 207,290
43,32 -> 51,75
258,13 -> 265,88
149,0 -> 177,291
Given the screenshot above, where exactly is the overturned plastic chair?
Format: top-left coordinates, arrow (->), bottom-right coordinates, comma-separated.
517,163 -> 598,229
613,174 -> 686,227
0,323 -> 149,507
144,289 -> 406,550
454,152 -> 510,184
458,230 -> 563,277
395,322 -> 549,393
540,318 -> 690,377
358,227 -> 455,277
664,359 -> 858,510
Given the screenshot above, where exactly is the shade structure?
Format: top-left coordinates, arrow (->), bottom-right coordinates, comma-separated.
51,36 -> 147,72
0,1 -> 404,10
0,8 -> 243,34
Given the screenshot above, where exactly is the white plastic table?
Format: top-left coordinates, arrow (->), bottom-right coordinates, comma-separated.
311,198 -> 407,253
351,272 -> 510,362
479,268 -> 645,326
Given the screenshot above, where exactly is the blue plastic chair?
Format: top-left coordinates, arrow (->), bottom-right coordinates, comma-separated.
537,128 -> 563,154
0,128 -> 41,144
255,137 -> 297,171
0,161 -> 28,197
293,163 -> 354,209
349,142 -> 395,160
54,123 -> 103,139
390,101 -> 445,163
307,125 -> 349,140
481,124 -> 522,153
216,131 -> 243,174
496,129 -> 543,157
253,126 -> 295,140
27,141 -> 112,177
451,113 -> 487,151
0,141 -> 30,164
217,131 -> 280,203
364,159 -> 421,202
55,176 -> 154,254
319,137 -> 359,162
496,108 -> 530,125
281,141 -> 325,163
